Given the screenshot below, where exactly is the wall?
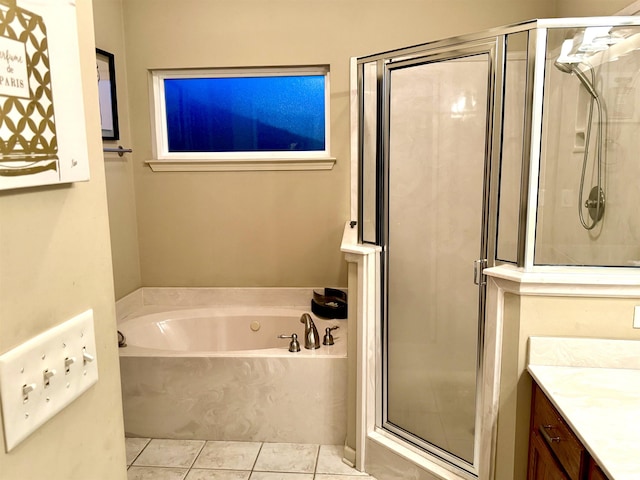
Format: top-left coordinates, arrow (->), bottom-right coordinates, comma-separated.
119,0 -> 558,289
0,2 -> 127,479
95,0 -> 141,299
556,0 -> 634,16
495,293 -> 640,480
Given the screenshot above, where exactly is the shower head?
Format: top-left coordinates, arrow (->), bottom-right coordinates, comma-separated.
553,59 -> 573,74
553,60 -> 600,99
554,39 -> 600,100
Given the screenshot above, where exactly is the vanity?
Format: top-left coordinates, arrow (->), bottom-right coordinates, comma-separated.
526,337 -> 640,480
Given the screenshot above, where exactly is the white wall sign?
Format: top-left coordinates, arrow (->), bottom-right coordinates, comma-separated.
0,0 -> 90,190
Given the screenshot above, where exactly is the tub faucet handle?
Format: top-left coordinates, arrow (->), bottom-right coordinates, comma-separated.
323,326 -> 339,346
278,333 -> 301,352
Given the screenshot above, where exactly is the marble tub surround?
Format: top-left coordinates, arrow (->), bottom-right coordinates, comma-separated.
116,287 -> 344,322
125,438 -> 375,480
118,287 -> 349,445
121,355 -> 347,444
527,336 -> 640,480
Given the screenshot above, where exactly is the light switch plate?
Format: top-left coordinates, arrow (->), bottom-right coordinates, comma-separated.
634,306 -> 640,329
0,309 -> 98,452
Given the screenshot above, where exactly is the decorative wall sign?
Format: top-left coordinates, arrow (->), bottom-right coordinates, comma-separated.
96,48 -> 119,140
0,0 -> 90,190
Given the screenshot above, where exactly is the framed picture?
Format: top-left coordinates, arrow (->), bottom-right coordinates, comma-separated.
0,0 -> 91,190
96,48 -> 120,140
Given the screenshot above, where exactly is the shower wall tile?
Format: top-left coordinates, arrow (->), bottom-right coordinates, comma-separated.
120,356 -> 347,445
537,52 -> 640,267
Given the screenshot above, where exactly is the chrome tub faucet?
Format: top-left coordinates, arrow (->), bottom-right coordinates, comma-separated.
300,313 -> 320,349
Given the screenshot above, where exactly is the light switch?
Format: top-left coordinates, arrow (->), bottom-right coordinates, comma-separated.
0,309 -> 99,452
634,306 -> 640,329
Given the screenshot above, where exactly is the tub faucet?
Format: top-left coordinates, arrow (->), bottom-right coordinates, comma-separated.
300,313 -> 320,349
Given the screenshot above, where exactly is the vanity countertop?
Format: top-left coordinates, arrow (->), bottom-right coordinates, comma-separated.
527,336 -> 640,480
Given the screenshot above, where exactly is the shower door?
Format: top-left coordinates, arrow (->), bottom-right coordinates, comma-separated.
382,46 -> 494,473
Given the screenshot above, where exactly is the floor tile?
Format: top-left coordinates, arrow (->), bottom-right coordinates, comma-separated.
253,443 -> 318,473
134,439 -> 206,468
186,470 -> 251,480
249,473 -> 313,480
315,476 -> 376,480
126,437 -> 151,465
193,441 -> 262,470
316,445 -> 367,476
127,465 -> 188,480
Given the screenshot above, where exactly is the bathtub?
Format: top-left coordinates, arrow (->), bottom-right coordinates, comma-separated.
117,294 -> 347,445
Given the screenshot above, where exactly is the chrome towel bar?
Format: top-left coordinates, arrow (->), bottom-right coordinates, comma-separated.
103,145 -> 132,157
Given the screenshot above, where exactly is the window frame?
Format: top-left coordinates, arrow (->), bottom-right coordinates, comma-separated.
147,66 -> 335,172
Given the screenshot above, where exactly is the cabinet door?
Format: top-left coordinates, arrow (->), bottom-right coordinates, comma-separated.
587,459 -> 609,480
528,431 -> 570,480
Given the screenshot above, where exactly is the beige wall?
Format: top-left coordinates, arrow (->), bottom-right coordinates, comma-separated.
118,0 -> 557,289
95,0 -> 141,299
99,0 -> 637,292
495,294 -> 640,480
557,0 -> 635,16
0,2 -> 127,479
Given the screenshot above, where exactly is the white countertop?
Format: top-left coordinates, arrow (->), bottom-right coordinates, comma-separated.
527,337 -> 640,480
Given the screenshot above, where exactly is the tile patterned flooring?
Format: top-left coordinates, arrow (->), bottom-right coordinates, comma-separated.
126,438 -> 377,480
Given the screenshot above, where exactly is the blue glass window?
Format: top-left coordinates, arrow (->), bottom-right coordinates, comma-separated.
163,75 -> 326,153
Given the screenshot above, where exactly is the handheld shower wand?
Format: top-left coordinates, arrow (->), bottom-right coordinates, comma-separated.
554,42 -> 606,230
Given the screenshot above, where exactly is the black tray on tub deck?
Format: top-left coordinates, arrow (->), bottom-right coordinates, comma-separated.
311,288 -> 347,319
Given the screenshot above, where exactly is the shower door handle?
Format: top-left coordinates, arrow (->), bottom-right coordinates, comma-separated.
473,259 -> 487,286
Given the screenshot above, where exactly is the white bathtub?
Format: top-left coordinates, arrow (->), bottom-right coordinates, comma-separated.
117,296 -> 347,444
119,306 -> 346,356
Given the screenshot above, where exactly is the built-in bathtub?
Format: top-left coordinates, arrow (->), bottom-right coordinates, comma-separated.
117,288 -> 347,445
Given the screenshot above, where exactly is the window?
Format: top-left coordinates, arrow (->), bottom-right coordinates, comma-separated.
148,66 -> 334,171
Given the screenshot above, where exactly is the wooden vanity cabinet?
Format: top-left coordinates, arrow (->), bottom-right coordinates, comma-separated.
527,382 -> 611,480
587,460 -> 609,480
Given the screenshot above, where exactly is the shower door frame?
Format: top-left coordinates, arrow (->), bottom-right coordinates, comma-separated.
355,28 -> 515,477
353,15 -> 640,480
380,44 -> 498,475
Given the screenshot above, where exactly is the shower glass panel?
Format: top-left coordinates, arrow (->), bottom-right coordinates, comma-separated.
385,53 -> 489,467
496,32 -> 529,264
360,61 -> 379,244
535,26 -> 640,266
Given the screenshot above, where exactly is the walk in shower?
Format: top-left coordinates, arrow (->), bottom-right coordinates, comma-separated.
353,16 -> 640,478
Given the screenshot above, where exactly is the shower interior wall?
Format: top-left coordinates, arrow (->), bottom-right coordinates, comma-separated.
536,42 -> 640,266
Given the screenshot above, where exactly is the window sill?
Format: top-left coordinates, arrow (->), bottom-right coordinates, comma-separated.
146,157 -> 336,172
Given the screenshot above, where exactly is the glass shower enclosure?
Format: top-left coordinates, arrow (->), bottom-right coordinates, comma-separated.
356,17 -> 640,476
